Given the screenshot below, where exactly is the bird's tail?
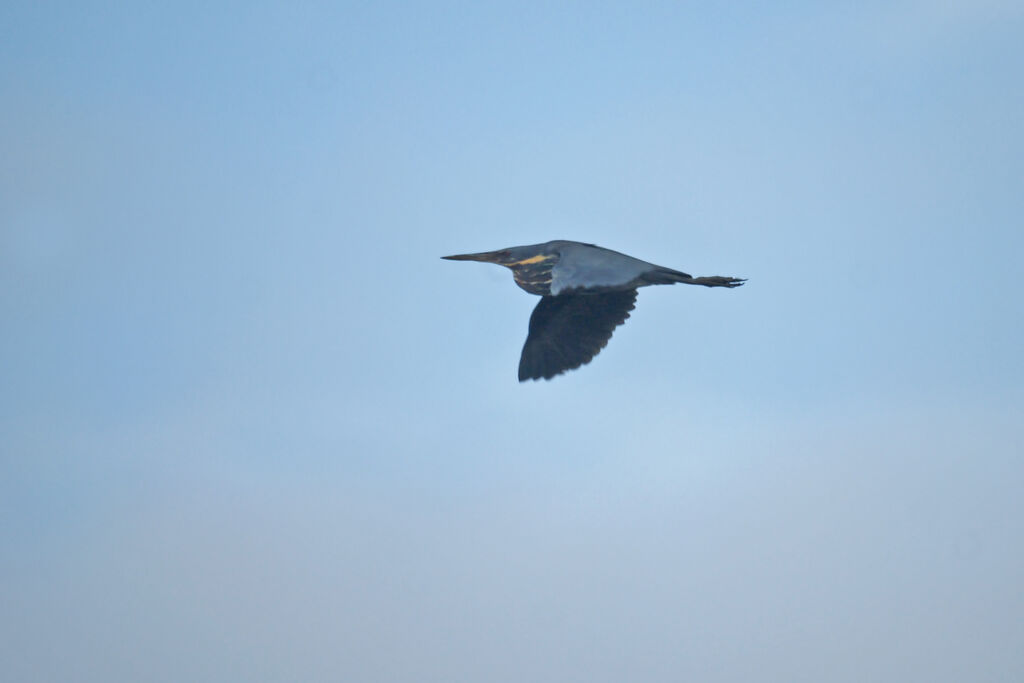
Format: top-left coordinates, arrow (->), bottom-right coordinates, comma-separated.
645,267 -> 746,288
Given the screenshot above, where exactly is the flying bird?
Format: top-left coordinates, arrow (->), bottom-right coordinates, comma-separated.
443,240 -> 745,381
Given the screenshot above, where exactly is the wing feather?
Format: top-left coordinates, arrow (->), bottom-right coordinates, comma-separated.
518,290 -> 638,381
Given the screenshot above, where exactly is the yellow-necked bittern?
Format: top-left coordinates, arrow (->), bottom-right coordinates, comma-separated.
443,240 -> 745,381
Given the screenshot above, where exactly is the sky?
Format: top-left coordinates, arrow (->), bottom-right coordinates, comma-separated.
2,1 -> 1023,681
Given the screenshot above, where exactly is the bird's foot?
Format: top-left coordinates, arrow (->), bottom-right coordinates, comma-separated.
690,276 -> 746,288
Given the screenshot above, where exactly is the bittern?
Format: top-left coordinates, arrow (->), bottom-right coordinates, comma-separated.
443,240 -> 745,381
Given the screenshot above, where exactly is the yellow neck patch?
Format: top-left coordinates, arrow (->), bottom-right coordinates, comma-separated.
510,254 -> 550,266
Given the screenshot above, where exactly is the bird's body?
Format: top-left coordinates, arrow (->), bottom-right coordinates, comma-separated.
443,240 -> 744,381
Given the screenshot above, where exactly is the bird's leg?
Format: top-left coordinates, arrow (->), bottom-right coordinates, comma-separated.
687,276 -> 746,288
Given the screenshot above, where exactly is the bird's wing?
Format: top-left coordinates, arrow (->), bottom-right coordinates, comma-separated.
518,290 -> 637,381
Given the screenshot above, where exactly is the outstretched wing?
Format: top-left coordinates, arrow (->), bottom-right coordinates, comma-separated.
518,290 -> 638,381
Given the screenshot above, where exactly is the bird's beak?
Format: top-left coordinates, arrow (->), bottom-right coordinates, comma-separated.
441,250 -> 507,264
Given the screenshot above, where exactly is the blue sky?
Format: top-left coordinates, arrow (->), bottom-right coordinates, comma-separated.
2,2 -> 1023,681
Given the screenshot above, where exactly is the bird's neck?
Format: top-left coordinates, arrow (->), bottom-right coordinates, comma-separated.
511,259 -> 555,296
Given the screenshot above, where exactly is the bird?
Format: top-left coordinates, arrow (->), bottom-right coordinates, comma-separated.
443,240 -> 745,381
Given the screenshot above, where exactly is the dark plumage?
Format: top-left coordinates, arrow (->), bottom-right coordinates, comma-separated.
443,240 -> 745,381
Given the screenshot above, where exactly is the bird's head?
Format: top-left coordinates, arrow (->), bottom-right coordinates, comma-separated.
441,245 -> 552,268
